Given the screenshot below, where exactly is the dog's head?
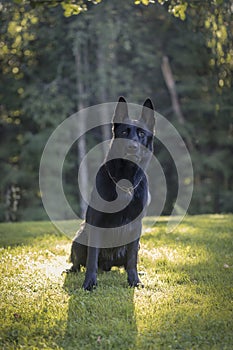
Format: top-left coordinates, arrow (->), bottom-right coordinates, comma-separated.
111,97 -> 155,165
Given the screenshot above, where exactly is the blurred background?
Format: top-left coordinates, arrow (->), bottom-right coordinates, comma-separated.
0,0 -> 232,222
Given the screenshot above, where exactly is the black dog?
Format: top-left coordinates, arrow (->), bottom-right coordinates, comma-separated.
69,97 -> 155,290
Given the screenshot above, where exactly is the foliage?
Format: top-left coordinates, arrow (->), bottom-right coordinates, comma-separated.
0,0 -> 232,221
11,0 -> 191,20
0,215 -> 232,349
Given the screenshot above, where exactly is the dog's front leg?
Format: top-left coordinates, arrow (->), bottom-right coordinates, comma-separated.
126,239 -> 142,287
82,247 -> 99,291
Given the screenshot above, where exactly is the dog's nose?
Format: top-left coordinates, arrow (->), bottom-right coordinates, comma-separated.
128,141 -> 139,152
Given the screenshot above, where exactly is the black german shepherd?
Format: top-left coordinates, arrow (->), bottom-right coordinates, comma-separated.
69,97 -> 155,290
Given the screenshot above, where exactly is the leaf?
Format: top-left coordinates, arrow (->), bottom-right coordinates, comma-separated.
171,3 -> 188,21
134,0 -> 151,5
61,3 -> 83,17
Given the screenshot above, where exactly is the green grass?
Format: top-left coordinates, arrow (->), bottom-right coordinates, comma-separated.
0,215 -> 232,349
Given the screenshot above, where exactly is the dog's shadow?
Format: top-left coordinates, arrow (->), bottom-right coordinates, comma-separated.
61,270 -> 137,349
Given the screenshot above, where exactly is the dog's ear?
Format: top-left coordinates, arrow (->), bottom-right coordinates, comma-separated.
113,96 -> 128,123
140,98 -> 155,132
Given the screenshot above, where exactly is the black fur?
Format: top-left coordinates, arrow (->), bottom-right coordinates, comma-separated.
69,97 -> 155,290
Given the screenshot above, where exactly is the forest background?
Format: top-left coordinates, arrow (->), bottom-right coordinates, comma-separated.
0,0 -> 232,222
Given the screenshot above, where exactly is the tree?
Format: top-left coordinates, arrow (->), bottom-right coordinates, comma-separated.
0,0 -> 232,221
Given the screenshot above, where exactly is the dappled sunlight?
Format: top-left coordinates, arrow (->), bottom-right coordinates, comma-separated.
1,216 -> 233,348
208,214 -> 226,220
2,243 -> 72,291
142,240 -> 205,280
139,239 -> 211,270
33,255 -> 70,280
142,218 -> 200,237
176,225 -> 197,234
140,245 -> 180,263
142,224 -> 198,237
26,243 -> 72,282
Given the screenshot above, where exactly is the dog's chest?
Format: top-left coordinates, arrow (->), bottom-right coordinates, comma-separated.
99,246 -> 127,260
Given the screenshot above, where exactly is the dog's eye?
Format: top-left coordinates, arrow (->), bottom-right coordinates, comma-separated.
138,130 -> 145,137
121,130 -> 128,136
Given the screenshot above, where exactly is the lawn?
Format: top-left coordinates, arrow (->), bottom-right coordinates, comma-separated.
0,215 -> 232,349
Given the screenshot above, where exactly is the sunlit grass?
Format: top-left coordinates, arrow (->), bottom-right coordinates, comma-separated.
0,215 -> 232,349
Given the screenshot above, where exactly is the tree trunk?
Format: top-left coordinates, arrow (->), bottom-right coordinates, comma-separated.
161,55 -> 194,154
97,43 -> 111,152
74,43 -> 88,218
161,56 -> 185,124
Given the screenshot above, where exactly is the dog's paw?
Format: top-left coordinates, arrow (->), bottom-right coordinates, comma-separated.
127,270 -> 144,288
82,273 -> 97,291
128,279 -> 144,288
